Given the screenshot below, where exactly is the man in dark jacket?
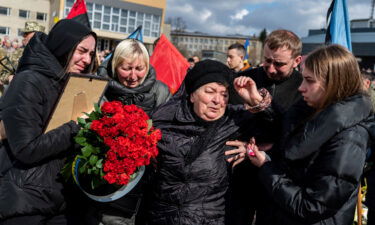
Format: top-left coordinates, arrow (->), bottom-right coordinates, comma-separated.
226,43 -> 252,104
227,29 -> 305,225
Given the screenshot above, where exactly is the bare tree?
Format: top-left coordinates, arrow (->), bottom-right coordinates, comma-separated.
259,28 -> 267,47
166,17 -> 187,32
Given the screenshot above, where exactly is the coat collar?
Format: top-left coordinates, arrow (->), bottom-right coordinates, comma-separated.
285,94 -> 373,160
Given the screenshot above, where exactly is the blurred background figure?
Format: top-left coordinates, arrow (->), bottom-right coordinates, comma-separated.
0,21 -> 45,95
21,21 -> 45,47
187,57 -> 195,70
192,55 -> 200,63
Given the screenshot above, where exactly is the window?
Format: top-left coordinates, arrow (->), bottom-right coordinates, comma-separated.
102,24 -> 110,30
120,27 -> 127,33
121,9 -> 128,17
19,10 -> 30,18
36,12 -> 47,21
0,26 -> 10,35
111,14 -> 119,31
0,7 -> 10,16
104,6 -> 111,14
95,4 -> 102,11
86,2 -> 93,11
93,21 -> 101,29
18,28 -> 23,36
113,8 -> 119,14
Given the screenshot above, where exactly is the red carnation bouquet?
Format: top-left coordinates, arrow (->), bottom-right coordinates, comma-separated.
62,101 -> 161,192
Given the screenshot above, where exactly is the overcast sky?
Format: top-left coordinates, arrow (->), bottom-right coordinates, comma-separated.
165,0 -> 373,38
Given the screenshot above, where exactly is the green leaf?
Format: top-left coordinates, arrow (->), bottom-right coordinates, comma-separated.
94,103 -> 101,114
88,168 -> 92,174
89,155 -> 98,166
74,136 -> 87,146
96,159 -> 103,168
92,146 -> 101,154
147,119 -> 152,131
81,145 -> 94,157
89,111 -> 100,121
77,117 -> 86,127
91,176 -> 102,189
85,122 -> 92,129
77,129 -> 85,137
61,161 -> 73,181
79,161 -> 88,174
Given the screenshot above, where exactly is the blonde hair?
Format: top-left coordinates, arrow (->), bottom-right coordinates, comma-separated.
304,44 -> 364,109
111,39 -> 149,78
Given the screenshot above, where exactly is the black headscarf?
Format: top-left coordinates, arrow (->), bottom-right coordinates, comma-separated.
184,59 -> 232,95
46,19 -> 97,69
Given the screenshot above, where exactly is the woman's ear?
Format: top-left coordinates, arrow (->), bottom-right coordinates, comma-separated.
190,93 -> 196,104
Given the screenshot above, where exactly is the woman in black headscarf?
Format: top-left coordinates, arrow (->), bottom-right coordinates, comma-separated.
0,19 -> 97,225
142,59 -> 271,225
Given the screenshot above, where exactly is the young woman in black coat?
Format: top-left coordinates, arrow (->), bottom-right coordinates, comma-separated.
244,44 -> 375,225
0,19 -> 97,225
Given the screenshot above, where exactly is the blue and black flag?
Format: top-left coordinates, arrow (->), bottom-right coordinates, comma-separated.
325,0 -> 352,51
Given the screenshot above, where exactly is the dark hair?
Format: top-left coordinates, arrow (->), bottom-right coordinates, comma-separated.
228,43 -> 246,57
188,58 -> 194,62
362,71 -> 375,81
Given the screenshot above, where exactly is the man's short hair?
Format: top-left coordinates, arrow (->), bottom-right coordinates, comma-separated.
228,43 -> 246,57
362,71 -> 375,81
188,58 -> 194,63
265,29 -> 302,58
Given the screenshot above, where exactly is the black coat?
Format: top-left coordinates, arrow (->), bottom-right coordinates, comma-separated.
226,67 -> 306,225
230,67 -> 302,110
97,58 -> 171,116
0,32 -> 79,219
144,98 -> 259,225
258,94 -> 375,225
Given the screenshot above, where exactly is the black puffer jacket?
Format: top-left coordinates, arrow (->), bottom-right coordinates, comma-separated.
97,59 -> 171,116
0,32 -> 80,219
257,94 -> 375,225
144,98 -> 258,225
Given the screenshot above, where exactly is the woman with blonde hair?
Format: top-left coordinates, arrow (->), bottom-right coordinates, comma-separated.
97,39 -> 170,115
240,44 -> 375,225
92,39 -> 170,225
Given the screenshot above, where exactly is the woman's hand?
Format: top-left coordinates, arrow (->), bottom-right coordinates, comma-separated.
247,137 -> 269,167
225,140 -> 247,167
234,76 -> 262,106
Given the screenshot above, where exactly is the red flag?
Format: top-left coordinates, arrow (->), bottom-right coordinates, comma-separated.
150,34 -> 189,94
66,0 -> 91,28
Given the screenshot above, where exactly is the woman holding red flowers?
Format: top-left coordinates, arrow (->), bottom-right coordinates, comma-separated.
0,19 -> 97,225
89,39 -> 171,225
142,59 -> 271,225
